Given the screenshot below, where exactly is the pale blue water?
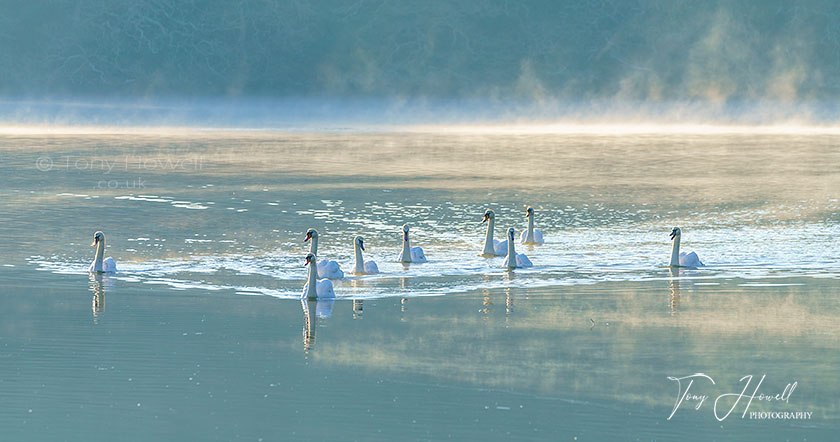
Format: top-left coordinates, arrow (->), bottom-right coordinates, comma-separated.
1,130 -> 838,440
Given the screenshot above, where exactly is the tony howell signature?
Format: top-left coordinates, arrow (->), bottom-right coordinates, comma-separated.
667,373 -> 803,421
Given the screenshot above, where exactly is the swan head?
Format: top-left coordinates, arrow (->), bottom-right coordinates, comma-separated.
402,224 -> 409,241
670,227 -> 681,240
355,235 -> 365,251
304,228 -> 318,242
304,253 -> 316,266
91,231 -> 105,247
482,209 -> 495,223
507,227 -> 515,240
526,207 -> 534,218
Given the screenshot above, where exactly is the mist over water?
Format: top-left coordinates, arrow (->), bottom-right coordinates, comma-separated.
3,4 -> 840,440
3,1 -> 840,125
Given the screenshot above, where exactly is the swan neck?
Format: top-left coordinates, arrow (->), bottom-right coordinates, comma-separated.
527,216 -> 535,241
400,235 -> 411,262
306,260 -> 319,298
670,236 -> 681,266
308,236 -> 318,255
483,218 -> 495,255
507,235 -> 516,258
354,242 -> 365,272
94,239 -> 105,270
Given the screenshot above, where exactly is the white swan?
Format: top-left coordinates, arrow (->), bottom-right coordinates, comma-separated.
669,227 -> 704,267
520,207 -> 545,244
88,231 -> 117,273
302,253 -> 336,300
396,224 -> 427,263
351,235 -> 379,274
481,209 -> 507,256
504,227 -> 533,268
304,228 -> 344,279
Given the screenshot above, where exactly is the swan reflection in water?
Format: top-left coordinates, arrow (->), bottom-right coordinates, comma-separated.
301,298 -> 335,354
352,299 -> 363,319
504,288 -> 514,327
88,272 -> 114,324
669,267 -> 681,314
481,289 -> 493,317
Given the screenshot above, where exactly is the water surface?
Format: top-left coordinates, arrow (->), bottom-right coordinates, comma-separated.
0,130 -> 838,440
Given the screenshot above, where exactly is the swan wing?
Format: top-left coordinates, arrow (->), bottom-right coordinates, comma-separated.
519,230 -> 527,244
679,251 -> 704,267
516,253 -> 533,267
493,239 -> 508,256
103,257 -> 117,273
364,260 -> 379,274
410,246 -> 427,263
532,229 -> 544,244
317,259 -> 344,279
316,279 -> 335,298
503,255 -> 514,268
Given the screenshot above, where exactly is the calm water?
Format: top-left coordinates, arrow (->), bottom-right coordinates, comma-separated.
1,130 -> 838,440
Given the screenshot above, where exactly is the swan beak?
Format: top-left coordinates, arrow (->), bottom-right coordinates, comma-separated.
360,242 -> 365,251
669,231 -> 676,240
91,238 -> 99,247
482,216 -> 488,223
304,232 -> 312,242
304,257 -> 310,266
403,232 -> 409,241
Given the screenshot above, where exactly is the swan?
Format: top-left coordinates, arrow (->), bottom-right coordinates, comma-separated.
302,253 -> 336,300
396,224 -> 427,263
88,231 -> 117,273
504,227 -> 533,268
669,227 -> 704,267
481,209 -> 507,256
304,228 -> 344,279
351,235 -> 379,274
520,207 -> 545,244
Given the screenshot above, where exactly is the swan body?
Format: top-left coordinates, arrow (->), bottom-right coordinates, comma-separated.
481,209 -> 507,256
351,236 -> 379,274
397,224 -> 427,263
520,207 -> 545,244
89,231 -> 117,273
503,228 -> 533,268
317,260 -> 344,279
302,253 -> 335,300
669,227 -> 704,267
304,228 -> 344,279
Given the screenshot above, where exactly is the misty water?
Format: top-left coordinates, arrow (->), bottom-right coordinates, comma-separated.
1,130 -> 838,440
